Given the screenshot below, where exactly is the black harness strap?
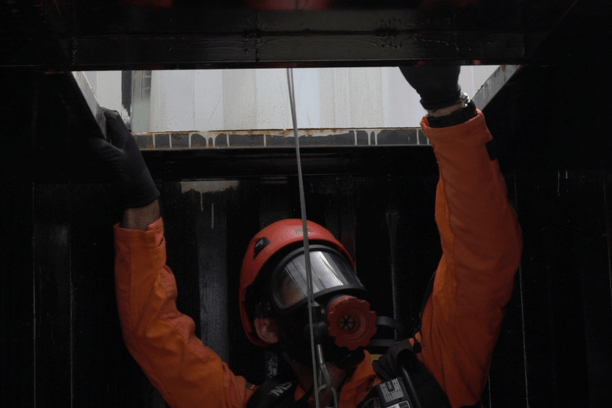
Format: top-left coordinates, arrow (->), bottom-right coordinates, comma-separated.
247,375 -> 294,408
247,375 -> 312,408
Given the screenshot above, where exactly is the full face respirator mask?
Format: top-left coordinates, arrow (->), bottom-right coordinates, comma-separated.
262,245 -> 378,369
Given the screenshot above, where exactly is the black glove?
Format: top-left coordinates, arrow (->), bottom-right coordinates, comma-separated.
89,109 -> 160,208
399,65 -> 462,111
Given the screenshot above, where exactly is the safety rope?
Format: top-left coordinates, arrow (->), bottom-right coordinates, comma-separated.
286,68 -> 338,408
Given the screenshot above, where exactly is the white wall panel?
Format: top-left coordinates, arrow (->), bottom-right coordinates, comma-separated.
252,69 -> 291,130
150,70 -> 196,131
194,70 -> 225,131
222,69 -> 257,131
329,68 -> 350,127
91,66 -> 499,132
294,69 -> 321,129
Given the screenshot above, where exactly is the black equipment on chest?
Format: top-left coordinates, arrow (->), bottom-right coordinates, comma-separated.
359,367 -> 450,408
359,377 -> 412,408
247,340 -> 452,408
367,340 -> 452,408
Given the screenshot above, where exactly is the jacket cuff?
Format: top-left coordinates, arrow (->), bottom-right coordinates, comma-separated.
421,110 -> 488,143
113,217 -> 164,248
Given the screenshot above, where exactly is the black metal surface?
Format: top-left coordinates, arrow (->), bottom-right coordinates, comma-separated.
513,171 -> 607,407
33,185 -> 74,406
530,0 -> 612,63
0,70 -> 36,408
65,31 -> 535,70
480,60 -> 612,407
483,63 -> 612,172
22,140 -> 439,183
0,183 -> 34,408
0,0 -> 594,70
47,72 -> 108,140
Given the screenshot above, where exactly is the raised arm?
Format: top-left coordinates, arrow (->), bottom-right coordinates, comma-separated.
399,66 -> 523,407
91,111 -> 255,407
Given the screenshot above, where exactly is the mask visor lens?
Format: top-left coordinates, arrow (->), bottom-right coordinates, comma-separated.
274,249 -> 362,309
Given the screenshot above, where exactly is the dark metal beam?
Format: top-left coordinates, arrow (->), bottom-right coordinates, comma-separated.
2,0 -> 587,70
142,145 -> 439,181
63,32 -> 538,70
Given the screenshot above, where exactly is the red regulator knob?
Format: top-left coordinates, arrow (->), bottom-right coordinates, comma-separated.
327,296 -> 377,350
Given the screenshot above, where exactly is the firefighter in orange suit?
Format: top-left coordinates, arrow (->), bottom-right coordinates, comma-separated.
91,66 -> 522,408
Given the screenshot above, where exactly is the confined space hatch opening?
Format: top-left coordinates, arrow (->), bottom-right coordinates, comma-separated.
81,66 -> 501,134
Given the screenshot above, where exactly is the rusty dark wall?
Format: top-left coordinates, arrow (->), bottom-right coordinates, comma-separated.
1,70 -> 36,408
0,180 -> 34,408
9,167 -> 611,408
481,62 -> 612,407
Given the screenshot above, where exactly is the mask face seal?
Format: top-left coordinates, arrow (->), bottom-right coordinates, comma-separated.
268,245 -> 378,368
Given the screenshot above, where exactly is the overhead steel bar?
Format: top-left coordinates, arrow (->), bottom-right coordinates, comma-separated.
2,0 -> 583,70
59,32 -> 539,71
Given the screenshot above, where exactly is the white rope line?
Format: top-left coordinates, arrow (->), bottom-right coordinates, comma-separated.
286,68 -> 320,408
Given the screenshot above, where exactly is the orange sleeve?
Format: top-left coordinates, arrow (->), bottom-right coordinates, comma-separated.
114,218 -> 256,408
416,112 -> 523,408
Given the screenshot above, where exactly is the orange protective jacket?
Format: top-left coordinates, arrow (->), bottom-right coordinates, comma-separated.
113,111 -> 522,408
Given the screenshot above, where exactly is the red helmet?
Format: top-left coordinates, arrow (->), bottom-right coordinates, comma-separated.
239,219 -> 353,347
